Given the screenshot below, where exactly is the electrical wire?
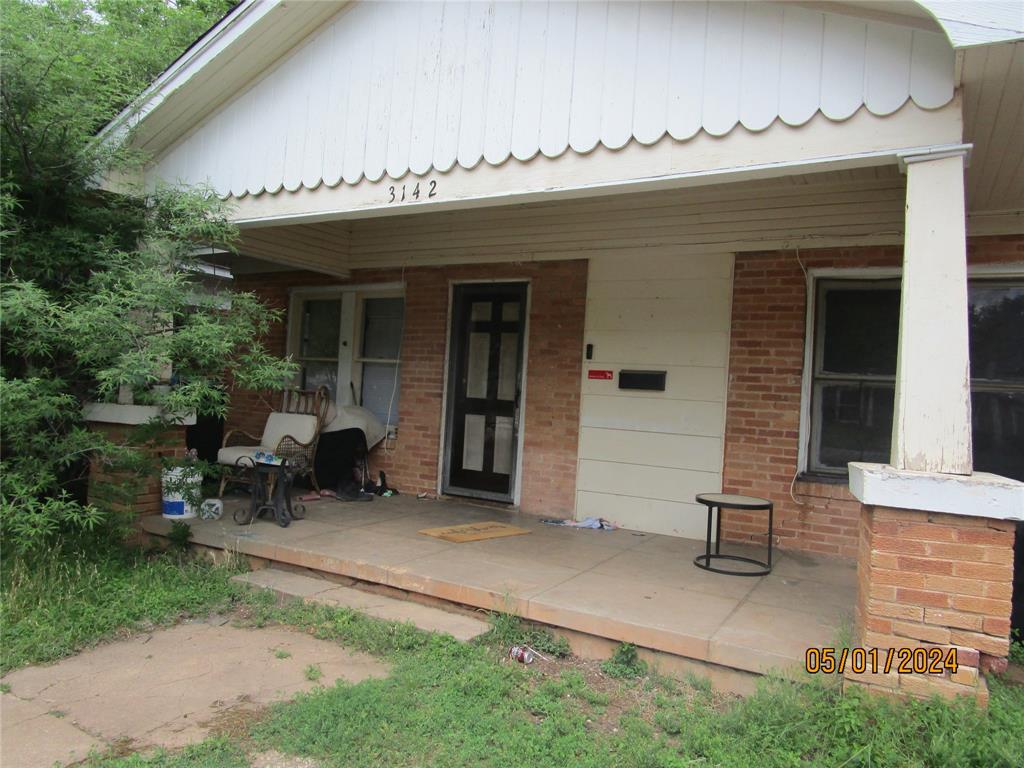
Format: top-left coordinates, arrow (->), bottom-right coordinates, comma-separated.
382,263 -> 406,455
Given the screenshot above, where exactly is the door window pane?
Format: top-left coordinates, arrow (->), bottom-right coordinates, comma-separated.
361,362 -> 400,426
300,300 -> 341,358
493,416 -> 514,475
497,332 -> 518,401
501,302 -> 520,321
462,414 -> 485,471
467,332 -> 490,399
471,302 -> 491,321
361,297 -> 404,359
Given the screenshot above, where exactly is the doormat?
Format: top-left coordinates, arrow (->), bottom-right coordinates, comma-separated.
418,521 -> 532,543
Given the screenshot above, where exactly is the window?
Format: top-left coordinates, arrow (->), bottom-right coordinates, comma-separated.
296,297 -> 342,400
356,296 -> 404,427
289,289 -> 405,428
808,278 -> 1024,480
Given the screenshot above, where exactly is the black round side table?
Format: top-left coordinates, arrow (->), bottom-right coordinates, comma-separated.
693,493 -> 774,576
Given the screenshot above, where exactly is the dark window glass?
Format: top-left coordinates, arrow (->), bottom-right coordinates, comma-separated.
820,288 -> 900,375
809,279 -> 1023,481
816,383 -> 895,469
969,284 -> 1024,382
971,391 -> 1024,481
299,299 -> 341,359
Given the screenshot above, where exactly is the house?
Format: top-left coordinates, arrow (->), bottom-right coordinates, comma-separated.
99,0 -> 1024,701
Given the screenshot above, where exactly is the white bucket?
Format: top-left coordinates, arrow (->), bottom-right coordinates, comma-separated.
161,467 -> 201,519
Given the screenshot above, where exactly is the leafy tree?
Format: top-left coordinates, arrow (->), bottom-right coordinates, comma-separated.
1,0 -> 295,553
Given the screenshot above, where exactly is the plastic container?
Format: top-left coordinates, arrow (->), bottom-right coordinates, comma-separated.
161,466 -> 201,519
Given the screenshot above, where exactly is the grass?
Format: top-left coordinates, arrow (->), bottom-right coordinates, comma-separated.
0,546 -> 247,674
4,553 -> 1023,768
303,664 -> 322,682
1010,629 -> 1024,666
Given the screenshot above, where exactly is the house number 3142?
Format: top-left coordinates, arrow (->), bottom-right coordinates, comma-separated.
388,180 -> 437,203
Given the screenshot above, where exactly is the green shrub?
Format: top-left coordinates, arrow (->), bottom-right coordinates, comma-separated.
601,642 -> 648,679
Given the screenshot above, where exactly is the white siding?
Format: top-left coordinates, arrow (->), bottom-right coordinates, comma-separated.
575,253 -> 733,540
152,0 -> 954,198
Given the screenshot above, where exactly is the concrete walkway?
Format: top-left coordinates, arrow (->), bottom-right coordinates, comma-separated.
142,494 -> 857,676
1,621 -> 388,768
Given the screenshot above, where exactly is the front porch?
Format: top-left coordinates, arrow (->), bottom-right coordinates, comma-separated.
141,493 -> 856,684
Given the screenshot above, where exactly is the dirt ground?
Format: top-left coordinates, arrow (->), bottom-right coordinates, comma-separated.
0,617 -> 388,768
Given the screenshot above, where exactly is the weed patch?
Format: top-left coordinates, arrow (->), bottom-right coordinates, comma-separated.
0,547 -> 246,673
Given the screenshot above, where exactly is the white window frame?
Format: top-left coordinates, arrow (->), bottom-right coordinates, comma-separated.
287,282 -> 404,413
797,264 -> 1024,477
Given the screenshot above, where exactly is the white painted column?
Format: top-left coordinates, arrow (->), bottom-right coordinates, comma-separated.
891,148 -> 972,475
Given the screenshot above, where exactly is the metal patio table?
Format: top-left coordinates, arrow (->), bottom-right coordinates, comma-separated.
693,493 -> 774,576
232,457 -> 306,528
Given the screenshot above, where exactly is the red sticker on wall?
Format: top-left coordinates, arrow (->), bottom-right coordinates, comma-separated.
588,370 -> 614,380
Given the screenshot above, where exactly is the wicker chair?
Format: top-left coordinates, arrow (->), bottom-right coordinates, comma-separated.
217,386 -> 330,497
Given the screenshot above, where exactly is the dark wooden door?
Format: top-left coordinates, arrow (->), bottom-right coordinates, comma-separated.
442,283 -> 528,501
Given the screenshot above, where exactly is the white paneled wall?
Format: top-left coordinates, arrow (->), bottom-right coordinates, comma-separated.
576,253 -> 734,539
153,0 -> 954,198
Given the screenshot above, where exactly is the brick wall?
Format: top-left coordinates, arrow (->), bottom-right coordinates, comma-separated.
721,235 -> 1024,559
228,259 -> 587,515
88,422 -> 189,516
847,504 -> 1016,703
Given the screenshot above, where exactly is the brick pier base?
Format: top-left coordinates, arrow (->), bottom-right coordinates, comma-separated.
87,421 -> 189,517
846,505 -> 1015,704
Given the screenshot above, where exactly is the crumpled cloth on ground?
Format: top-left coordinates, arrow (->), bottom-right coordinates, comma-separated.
540,516 -> 617,530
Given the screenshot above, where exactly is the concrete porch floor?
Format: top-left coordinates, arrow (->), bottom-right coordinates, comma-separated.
141,494 -> 856,678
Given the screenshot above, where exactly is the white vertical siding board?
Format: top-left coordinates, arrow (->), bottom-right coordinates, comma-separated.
568,0 -> 608,153
538,0 -> 577,157
386,2 -> 423,180
432,0 -> 469,173
483,0 -> 522,166
364,2 -> 400,182
667,0 -> 707,141
701,1 -> 743,137
457,1 -> 494,170
226,94 -> 252,198
820,14 -> 867,120
909,30 -> 955,109
149,0 -> 958,197
341,6 -> 374,185
632,0 -> 672,145
510,0 -> 548,162
600,1 -> 640,150
302,27 -> 333,189
263,67 -> 290,194
739,2 -> 783,132
409,1 -> 445,176
232,91 -> 256,196
865,22 -> 913,115
322,21 -> 349,188
282,48 -> 312,192
779,5 -> 824,126
208,110 -> 231,191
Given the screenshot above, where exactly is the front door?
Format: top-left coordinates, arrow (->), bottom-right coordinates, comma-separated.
442,283 -> 528,502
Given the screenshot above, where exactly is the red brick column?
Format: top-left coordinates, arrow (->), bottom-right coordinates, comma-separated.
87,422 -> 188,517
847,505 -> 1015,703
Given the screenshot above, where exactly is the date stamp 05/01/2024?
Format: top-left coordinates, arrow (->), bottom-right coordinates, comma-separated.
805,647 -> 960,675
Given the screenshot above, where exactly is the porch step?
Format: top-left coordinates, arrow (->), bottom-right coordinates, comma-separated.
232,569 -> 491,642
